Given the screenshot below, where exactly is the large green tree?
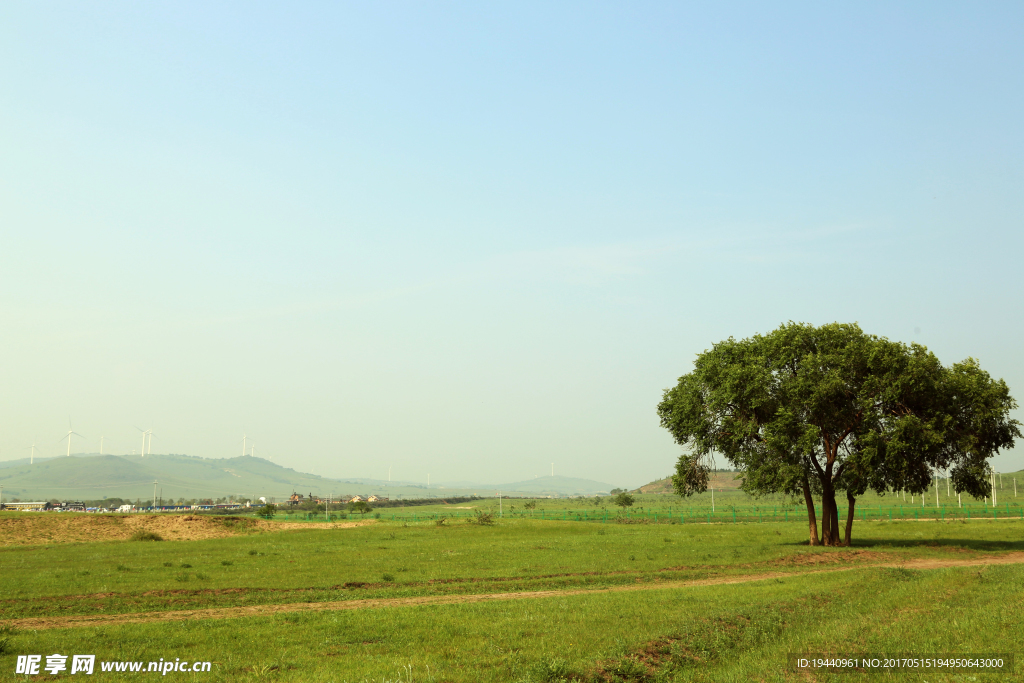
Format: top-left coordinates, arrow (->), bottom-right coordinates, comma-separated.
657,322 -> 1019,546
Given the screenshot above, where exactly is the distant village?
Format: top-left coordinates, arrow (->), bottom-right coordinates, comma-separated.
0,491 -> 390,513
285,492 -> 388,506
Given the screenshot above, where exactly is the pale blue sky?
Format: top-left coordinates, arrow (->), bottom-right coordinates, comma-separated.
1,2 -> 1022,487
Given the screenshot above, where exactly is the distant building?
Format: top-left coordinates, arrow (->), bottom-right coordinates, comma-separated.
2,501 -> 51,511
367,495 -> 388,503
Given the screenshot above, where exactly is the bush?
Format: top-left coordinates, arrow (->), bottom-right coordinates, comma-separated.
474,510 -> 495,526
256,504 -> 277,519
523,500 -> 537,510
348,501 -> 372,515
613,492 -> 635,508
129,530 -> 163,542
381,573 -> 395,582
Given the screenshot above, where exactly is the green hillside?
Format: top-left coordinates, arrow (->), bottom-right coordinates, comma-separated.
0,454 -> 558,503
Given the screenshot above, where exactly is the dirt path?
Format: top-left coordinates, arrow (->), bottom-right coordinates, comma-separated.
10,552 -> 1024,631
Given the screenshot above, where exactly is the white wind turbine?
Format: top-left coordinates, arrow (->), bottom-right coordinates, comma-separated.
26,438 -> 39,465
60,420 -> 84,457
136,426 -> 153,457
240,433 -> 248,457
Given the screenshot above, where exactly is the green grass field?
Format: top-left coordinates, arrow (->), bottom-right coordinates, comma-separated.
283,484 -> 1024,526
1,511 -> 1022,682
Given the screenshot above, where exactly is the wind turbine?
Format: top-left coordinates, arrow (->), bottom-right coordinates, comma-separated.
26,438 -> 39,464
240,433 -> 248,457
99,435 -> 105,455
60,420 -> 84,457
136,427 -> 152,457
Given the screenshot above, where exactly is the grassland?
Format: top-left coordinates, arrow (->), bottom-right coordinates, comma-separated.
1,511 -> 1022,682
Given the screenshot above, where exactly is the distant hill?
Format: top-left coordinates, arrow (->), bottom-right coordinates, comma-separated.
0,454 -> 618,502
492,475 -> 613,496
0,454 -> 566,502
636,472 -> 744,494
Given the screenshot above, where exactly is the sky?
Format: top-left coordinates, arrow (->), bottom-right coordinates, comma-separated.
1,2 -> 1022,488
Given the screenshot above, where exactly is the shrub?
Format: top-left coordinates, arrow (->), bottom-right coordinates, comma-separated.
256,504 -> 277,519
381,573 -> 396,582
221,560 -> 234,566
523,500 -> 537,510
435,517 -> 448,526
613,493 -> 635,508
116,564 -> 130,572
348,501 -> 372,515
180,563 -> 192,568
130,530 -> 163,542
163,562 -> 173,567
474,510 -> 495,526
248,549 -> 259,556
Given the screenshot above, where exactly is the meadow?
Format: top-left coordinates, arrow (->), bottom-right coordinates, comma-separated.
1,508 -> 1022,682
287,480 -> 1024,526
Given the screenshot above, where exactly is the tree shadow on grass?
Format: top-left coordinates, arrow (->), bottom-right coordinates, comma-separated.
782,537 -> 1024,552
850,537 -> 1024,552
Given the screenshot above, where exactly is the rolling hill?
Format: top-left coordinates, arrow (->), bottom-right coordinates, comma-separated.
635,471 -> 744,494
0,454 -> 614,502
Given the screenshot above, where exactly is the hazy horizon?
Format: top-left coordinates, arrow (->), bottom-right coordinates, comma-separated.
2,3 -> 1023,486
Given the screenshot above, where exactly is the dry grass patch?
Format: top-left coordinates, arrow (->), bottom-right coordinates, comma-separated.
0,512 -> 377,545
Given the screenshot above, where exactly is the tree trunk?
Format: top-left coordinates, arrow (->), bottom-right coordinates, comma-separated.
820,491 -> 833,546
844,491 -> 856,546
829,495 -> 840,546
802,476 -> 819,546
819,484 -> 841,546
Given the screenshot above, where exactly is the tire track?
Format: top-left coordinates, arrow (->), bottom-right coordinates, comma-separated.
11,552 -> 1024,631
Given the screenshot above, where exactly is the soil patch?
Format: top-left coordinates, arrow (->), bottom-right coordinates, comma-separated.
777,550 -> 887,566
0,513 -> 373,545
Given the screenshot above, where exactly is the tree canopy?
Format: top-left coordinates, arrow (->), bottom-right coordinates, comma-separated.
657,322 -> 1019,546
